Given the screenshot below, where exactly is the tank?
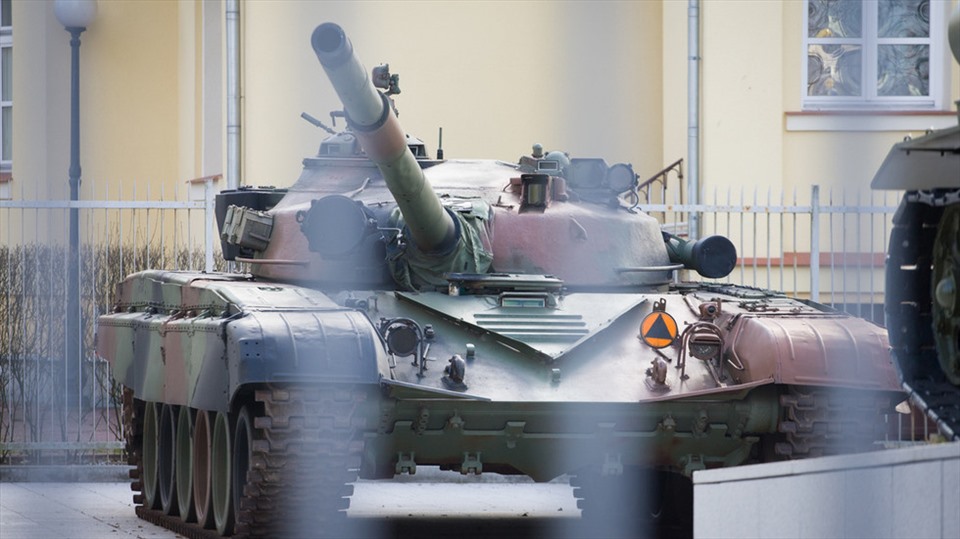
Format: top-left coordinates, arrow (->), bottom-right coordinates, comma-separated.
870,7 -> 960,441
97,22 -> 903,538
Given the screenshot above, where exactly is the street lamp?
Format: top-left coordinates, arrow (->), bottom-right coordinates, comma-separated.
54,0 -> 97,408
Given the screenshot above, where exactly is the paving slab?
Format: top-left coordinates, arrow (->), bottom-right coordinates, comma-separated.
0,469 -> 580,539
0,482 -> 179,538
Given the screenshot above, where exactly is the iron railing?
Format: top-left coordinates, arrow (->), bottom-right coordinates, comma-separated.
0,174 -> 902,462
0,179 -> 219,463
646,184 -> 901,324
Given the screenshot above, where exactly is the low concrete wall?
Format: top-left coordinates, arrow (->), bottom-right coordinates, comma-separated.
693,442 -> 960,539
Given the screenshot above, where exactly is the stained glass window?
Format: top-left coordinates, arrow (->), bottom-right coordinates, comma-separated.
803,0 -> 943,110
808,44 -> 862,96
808,0 -> 862,38
877,44 -> 929,96
878,0 -> 929,38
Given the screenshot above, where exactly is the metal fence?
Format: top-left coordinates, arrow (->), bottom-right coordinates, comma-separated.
0,177 -> 901,463
652,187 -> 900,324
0,179 -> 218,463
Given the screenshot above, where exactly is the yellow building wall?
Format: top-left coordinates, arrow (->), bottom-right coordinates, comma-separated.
661,1 -> 688,172
702,1 -> 785,193
242,0 -> 664,188
7,1 -> 213,246
780,0 -> 959,198
11,1 -> 70,203
777,1 -> 958,265
6,0 -> 957,264
669,0 -> 958,201
13,0 -> 954,204
658,0 -> 957,300
84,0 -> 181,198
12,1 -> 184,201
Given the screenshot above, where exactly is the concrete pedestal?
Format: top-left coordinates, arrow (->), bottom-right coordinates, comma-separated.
693,442 -> 960,539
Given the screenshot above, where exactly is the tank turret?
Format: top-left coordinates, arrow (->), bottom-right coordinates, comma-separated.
217,23 -> 741,290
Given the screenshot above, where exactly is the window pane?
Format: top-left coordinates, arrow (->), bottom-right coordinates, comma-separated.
878,44 -> 929,96
1,0 -> 10,28
1,47 -> 10,101
878,0 -> 930,38
2,106 -> 10,161
808,44 -> 862,96
808,0 -> 862,38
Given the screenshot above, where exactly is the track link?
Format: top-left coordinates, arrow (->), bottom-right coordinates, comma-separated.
235,384 -> 367,538
774,386 -> 897,458
136,506 -> 224,539
885,194 -> 960,440
123,388 -> 146,506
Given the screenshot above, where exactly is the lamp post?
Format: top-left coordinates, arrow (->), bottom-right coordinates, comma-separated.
54,0 -> 97,408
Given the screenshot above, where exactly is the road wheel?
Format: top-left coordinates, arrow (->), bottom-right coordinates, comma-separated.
176,406 -> 196,522
932,204 -> 960,385
232,406 -> 254,535
212,410 -> 234,535
141,401 -> 160,510
158,404 -> 179,515
193,409 -> 214,529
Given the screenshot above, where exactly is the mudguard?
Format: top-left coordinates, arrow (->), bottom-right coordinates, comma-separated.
97,271 -> 387,412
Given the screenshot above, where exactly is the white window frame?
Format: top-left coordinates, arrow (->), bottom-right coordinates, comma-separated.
802,0 -> 949,111
1,0 -> 11,174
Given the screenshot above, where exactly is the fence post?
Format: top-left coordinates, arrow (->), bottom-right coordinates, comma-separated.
204,178 -> 214,273
810,185 -> 820,303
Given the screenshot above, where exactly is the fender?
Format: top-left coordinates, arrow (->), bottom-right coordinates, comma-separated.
97,271 -> 388,412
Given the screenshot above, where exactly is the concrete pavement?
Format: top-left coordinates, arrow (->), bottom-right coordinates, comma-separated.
0,468 -> 580,539
0,482 -> 177,538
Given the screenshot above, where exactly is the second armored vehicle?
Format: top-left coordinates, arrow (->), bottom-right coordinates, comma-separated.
872,7 -> 960,441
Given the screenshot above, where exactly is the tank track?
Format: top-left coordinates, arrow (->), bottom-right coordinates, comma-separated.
235,385 -> 366,538
569,384 -> 895,539
885,192 -> 960,441
135,508 -> 224,539
774,386 -> 897,458
123,384 -> 368,539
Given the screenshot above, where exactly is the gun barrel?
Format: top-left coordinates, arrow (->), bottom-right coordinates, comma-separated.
312,23 -> 457,254
663,232 -> 737,279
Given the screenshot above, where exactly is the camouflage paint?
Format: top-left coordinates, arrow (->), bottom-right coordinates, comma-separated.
97,271 -> 387,412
